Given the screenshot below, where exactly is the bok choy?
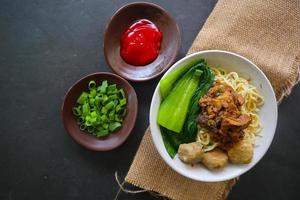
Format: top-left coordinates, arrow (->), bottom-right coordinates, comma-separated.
158,59 -> 215,158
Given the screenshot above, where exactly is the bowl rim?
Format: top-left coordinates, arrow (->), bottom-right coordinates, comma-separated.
61,72 -> 138,151
149,49 -> 278,182
103,1 -> 181,82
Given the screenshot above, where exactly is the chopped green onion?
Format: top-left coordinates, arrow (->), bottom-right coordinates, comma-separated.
107,84 -> 117,94
108,110 -> 115,120
100,115 -> 108,122
80,124 -> 86,131
88,80 -> 96,90
90,111 -> 98,118
94,96 -> 101,107
115,104 -> 122,113
102,95 -> 108,105
72,79 -> 127,138
89,89 -> 97,97
102,123 -> 109,130
105,101 -> 115,110
108,94 -> 118,101
72,107 -> 81,116
98,80 -> 108,93
77,116 -> 85,124
82,103 -> 90,116
96,129 -> 109,137
119,98 -> 126,106
77,92 -> 88,104
101,106 -> 107,114
109,122 -> 122,132
89,98 -> 95,106
115,115 -> 123,122
119,89 -> 125,99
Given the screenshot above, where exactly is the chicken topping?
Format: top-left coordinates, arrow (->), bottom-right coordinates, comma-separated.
198,81 -> 251,149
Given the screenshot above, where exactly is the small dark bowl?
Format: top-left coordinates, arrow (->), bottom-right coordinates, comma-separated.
104,2 -> 181,81
62,72 -> 138,151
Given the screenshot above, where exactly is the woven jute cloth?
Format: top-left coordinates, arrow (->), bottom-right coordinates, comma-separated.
125,0 -> 300,199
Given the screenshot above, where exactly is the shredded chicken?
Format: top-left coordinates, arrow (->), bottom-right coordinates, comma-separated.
198,81 -> 251,149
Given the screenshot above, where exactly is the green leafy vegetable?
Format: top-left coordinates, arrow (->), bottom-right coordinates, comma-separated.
158,59 -> 215,158
72,80 -> 127,137
160,127 -> 177,158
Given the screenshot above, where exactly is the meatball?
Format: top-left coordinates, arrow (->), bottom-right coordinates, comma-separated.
202,149 -> 228,170
228,140 -> 253,164
178,142 -> 204,164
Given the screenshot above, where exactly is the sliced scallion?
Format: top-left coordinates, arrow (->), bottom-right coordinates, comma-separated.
72,79 -> 127,137
88,80 -> 96,90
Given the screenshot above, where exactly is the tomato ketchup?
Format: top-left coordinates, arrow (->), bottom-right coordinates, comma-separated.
120,19 -> 163,66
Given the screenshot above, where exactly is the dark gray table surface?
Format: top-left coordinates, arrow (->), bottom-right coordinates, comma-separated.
1,0 -> 300,199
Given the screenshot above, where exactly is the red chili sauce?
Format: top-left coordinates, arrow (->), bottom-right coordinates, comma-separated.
120,19 -> 163,66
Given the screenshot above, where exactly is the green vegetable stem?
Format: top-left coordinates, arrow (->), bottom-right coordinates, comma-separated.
157,66 -> 203,133
159,59 -> 201,99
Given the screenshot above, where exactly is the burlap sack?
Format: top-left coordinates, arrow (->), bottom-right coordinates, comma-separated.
124,0 -> 300,199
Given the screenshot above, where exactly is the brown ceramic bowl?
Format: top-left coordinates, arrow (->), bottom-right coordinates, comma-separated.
61,72 -> 138,151
104,2 -> 181,81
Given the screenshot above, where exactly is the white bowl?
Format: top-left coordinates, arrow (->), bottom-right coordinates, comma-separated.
149,50 -> 277,182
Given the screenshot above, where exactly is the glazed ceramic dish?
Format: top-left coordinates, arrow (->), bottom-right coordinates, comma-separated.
149,50 -> 277,182
62,72 -> 138,151
104,2 -> 181,81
